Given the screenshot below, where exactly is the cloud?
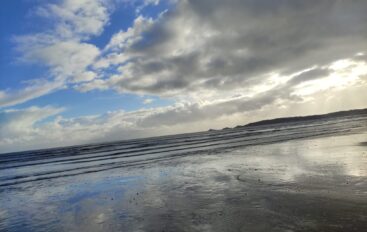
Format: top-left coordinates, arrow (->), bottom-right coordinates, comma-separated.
143,98 -> 154,104
2,0 -> 367,152
28,41 -> 100,82
2,55 -> 367,153
87,0 -> 367,98
0,106 -> 151,152
0,81 -> 64,108
34,0 -> 111,39
74,79 -> 109,92
0,106 -> 64,144
104,15 -> 155,51
11,0 -> 367,106
287,68 -> 330,86
2,76 -> 367,153
2,0 -> 114,107
15,0 -> 108,82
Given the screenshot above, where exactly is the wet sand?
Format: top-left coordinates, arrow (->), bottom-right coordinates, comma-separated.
1,122 -> 367,231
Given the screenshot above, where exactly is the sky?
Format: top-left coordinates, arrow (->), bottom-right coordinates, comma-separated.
0,0 -> 367,153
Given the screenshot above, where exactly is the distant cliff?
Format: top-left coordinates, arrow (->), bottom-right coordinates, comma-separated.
243,108 -> 367,127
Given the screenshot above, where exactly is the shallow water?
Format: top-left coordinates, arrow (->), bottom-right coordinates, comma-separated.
1,116 -> 367,231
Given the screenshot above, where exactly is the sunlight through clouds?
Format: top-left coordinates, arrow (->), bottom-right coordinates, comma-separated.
1,0 -> 367,152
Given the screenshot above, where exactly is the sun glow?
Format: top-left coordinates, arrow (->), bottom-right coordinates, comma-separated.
294,59 -> 367,96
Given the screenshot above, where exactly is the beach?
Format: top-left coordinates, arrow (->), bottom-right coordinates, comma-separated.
1,116 -> 367,231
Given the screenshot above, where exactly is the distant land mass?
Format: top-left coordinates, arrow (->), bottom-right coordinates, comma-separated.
241,108 -> 367,128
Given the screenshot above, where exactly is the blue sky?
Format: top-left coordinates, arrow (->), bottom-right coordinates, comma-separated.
1,0 -> 367,152
0,0 -> 173,117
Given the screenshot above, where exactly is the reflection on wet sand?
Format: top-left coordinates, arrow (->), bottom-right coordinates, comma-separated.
1,125 -> 367,231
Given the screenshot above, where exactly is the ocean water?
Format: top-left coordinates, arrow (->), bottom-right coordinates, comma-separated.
1,115 -> 367,231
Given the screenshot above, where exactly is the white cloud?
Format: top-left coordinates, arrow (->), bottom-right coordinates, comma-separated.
105,15 -> 155,51
0,106 -> 64,145
35,0 -> 111,39
292,59 -> 367,96
74,79 -> 109,92
3,0 -> 113,107
29,41 -> 100,82
0,81 -> 64,108
143,98 -> 154,104
92,15 -> 156,69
